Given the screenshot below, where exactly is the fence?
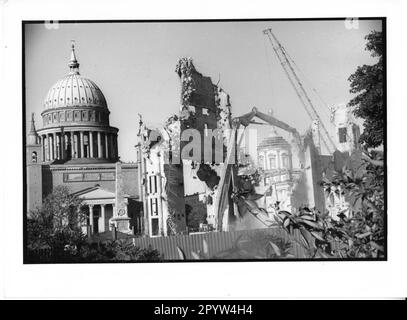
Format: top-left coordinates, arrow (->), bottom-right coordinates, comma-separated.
26,228 -> 341,262
131,227 -> 330,260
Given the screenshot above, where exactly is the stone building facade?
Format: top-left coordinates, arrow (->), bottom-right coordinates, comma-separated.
256,129 -> 298,213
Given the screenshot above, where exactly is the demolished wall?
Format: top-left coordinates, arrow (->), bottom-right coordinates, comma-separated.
139,58 -> 235,236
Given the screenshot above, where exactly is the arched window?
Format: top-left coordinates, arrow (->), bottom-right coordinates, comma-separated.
31,151 -> 37,163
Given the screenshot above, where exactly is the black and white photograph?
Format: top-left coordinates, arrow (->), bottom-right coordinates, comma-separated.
2,0 -> 407,305
23,18 -> 386,263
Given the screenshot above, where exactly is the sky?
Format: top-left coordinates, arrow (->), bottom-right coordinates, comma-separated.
25,19 -> 382,162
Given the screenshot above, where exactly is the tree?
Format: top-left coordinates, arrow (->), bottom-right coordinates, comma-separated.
348,30 -> 384,149
27,186 -> 86,251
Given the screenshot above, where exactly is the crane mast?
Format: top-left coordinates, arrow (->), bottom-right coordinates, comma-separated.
263,28 -> 336,154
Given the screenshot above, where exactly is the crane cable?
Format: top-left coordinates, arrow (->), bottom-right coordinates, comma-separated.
283,43 -> 354,144
264,29 -> 337,153
262,34 -> 276,109
283,50 -> 338,141
264,31 -> 332,153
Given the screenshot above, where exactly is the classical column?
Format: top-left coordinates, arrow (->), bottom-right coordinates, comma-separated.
47,134 -> 52,161
89,204 -> 94,235
70,131 -> 75,159
97,131 -> 102,158
59,132 -> 64,160
53,132 -> 57,160
99,204 -> 106,233
115,134 -> 118,160
89,131 -> 94,158
109,134 -> 115,160
56,134 -> 60,160
80,131 -> 84,158
63,133 -> 68,160
74,133 -> 78,158
105,133 -> 109,159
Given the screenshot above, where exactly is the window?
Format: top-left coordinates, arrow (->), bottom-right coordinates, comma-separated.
269,155 -> 276,169
338,127 -> 347,143
258,155 -> 265,169
151,218 -> 159,236
150,198 -> 158,216
281,154 -> 289,169
64,173 -> 83,182
64,172 -> 115,182
148,175 -> 158,194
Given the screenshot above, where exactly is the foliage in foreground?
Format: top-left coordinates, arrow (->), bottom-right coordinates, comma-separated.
27,186 -> 87,252
27,186 -> 162,263
272,150 -> 385,259
27,239 -> 162,263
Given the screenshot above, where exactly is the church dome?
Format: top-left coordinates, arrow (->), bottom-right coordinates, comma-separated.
43,73 -> 107,110
40,42 -> 111,128
43,41 -> 108,111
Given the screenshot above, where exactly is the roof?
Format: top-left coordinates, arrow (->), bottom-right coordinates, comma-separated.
43,73 -> 108,110
257,135 -> 291,150
43,42 -> 108,111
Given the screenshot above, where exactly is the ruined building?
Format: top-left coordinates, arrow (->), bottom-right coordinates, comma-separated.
137,58 -> 365,237
138,58 -> 234,236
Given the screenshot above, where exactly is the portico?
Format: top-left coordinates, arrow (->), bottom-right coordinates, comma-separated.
74,186 -> 129,235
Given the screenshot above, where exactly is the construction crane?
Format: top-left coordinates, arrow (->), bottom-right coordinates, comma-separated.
263,28 -> 337,154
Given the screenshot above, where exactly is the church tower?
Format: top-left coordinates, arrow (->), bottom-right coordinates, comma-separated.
26,113 -> 43,212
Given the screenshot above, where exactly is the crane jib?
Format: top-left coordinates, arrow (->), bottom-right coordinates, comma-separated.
263,28 -> 337,154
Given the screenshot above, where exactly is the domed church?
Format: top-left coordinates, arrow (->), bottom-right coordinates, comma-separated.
26,43 -> 142,236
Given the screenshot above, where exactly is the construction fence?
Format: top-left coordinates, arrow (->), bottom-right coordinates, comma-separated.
132,227 -> 341,260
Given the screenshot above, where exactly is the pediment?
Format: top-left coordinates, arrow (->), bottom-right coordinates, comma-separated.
75,187 -> 116,200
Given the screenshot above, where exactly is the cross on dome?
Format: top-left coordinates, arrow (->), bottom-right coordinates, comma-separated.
68,40 -> 80,74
